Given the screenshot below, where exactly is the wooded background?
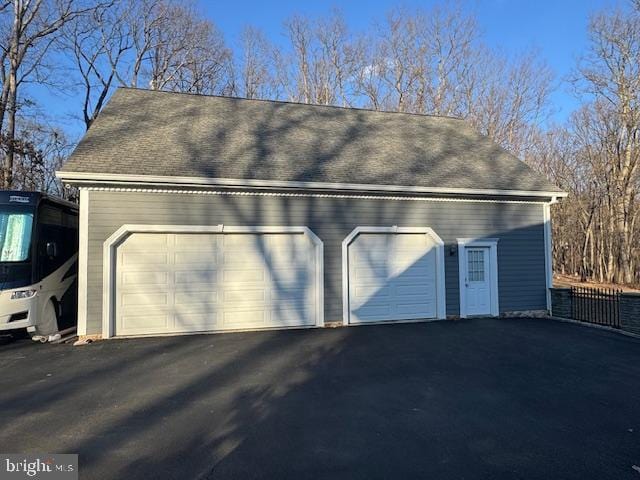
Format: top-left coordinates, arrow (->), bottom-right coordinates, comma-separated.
0,0 -> 638,285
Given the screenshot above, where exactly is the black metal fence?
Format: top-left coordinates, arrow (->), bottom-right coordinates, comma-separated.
571,286 -> 621,328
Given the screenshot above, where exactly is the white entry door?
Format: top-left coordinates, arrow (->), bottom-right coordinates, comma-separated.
464,247 -> 491,316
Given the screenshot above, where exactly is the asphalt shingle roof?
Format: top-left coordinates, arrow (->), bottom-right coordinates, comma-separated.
61,88 -> 563,194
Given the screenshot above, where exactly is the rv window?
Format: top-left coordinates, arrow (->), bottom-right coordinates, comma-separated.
0,210 -> 34,262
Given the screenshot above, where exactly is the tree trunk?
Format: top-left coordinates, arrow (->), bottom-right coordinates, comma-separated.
3,57 -> 18,190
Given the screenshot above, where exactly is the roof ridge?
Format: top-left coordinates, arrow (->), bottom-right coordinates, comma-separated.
116,86 -> 466,122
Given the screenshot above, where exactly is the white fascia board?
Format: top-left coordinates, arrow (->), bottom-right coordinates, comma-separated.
55,171 -> 568,199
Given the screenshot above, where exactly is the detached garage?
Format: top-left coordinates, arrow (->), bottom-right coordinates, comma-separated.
57,88 -> 565,340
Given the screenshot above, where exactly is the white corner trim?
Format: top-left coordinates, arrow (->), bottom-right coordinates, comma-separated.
457,238 -> 500,318
56,171 -> 568,199
341,226 -> 447,326
543,202 -> 553,312
77,189 -> 89,336
102,224 -> 324,339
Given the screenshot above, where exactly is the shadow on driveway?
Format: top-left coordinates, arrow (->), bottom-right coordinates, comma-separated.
0,318 -> 639,480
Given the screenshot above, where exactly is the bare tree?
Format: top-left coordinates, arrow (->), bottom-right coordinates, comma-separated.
350,5 -> 553,158
572,7 -> 640,283
146,2 -> 232,94
416,4 -> 478,116
235,26 -> 278,99
368,9 -> 423,112
283,14 -> 313,103
0,0 -> 99,188
6,118 -> 73,196
469,49 -> 554,157
60,0 -> 232,131
281,10 -> 361,105
60,1 -> 131,129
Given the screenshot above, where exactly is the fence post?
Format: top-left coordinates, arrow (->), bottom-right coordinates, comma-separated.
550,287 -> 572,319
620,292 -> 640,335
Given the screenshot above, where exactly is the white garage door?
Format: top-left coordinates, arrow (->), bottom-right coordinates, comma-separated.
346,231 -> 441,324
114,231 -> 320,336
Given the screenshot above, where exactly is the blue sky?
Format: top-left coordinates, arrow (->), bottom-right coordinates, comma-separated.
40,0 -> 620,141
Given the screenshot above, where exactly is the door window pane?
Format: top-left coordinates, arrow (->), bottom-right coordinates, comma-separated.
467,249 -> 485,282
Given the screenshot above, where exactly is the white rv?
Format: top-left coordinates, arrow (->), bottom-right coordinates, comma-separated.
0,191 -> 78,339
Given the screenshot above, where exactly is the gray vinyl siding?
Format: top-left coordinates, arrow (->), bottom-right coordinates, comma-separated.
85,190 -> 546,335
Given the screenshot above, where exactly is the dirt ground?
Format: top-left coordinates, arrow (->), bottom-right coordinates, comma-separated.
554,273 -> 640,292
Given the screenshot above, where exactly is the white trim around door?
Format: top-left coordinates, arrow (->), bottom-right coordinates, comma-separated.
102,224 -> 324,338
342,226 -> 447,326
457,238 -> 499,318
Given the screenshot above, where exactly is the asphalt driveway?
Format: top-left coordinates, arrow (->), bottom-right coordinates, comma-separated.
1,318 -> 639,479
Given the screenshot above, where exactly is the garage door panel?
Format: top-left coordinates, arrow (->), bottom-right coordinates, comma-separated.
351,233 -> 388,248
222,309 -> 268,327
351,254 -> 388,269
223,268 -> 266,283
119,284 -> 169,295
121,271 -> 169,286
222,253 -> 263,267
352,257 -> 388,269
174,234 -> 218,249
351,298 -> 390,312
223,288 -> 266,303
174,291 -> 218,306
120,314 -> 170,330
174,270 -> 217,285
270,267 -> 311,285
393,251 -> 435,266
270,299 -> 304,310
271,284 -> 310,296
120,233 -> 168,250
270,248 -> 311,265
352,305 -> 391,321
174,251 -> 217,265
115,230 -> 319,336
173,266 -> 218,285
352,285 -> 392,303
396,302 -> 435,316
392,254 -> 435,275
347,231 -> 440,324
175,314 -> 218,330
353,264 -> 388,281
270,250 -> 312,266
121,292 -> 169,307
269,307 -> 314,326
393,270 -> 434,281
121,252 -> 169,267
394,234 -> 429,247
397,284 -> 429,296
